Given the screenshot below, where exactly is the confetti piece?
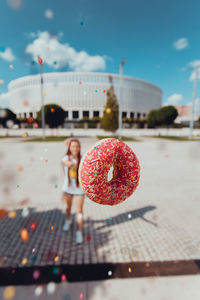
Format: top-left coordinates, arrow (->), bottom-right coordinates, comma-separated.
0,208 -> 7,219
128,267 -> 132,272
128,213 -> 132,219
0,80 -> 4,84
8,211 -> 16,219
35,286 -> 43,297
22,207 -> 29,217
32,248 -> 36,253
54,256 -> 59,262
86,235 -> 91,242
109,217 -> 112,220
51,108 -> 55,112
28,117 -> 34,124
52,266 -> 60,275
18,166 -> 23,172
31,254 -> 37,263
51,225 -> 54,231
38,56 -> 43,65
42,92 -> 46,96
80,292 -> 84,299
33,123 -> 39,128
79,80 -> 82,85
19,198 -> 29,206
165,154 -> 168,158
108,270 -> 112,276
23,132 -> 28,138
44,159 -> 48,163
3,286 -> 16,300
30,222 -> 37,230
145,263 -> 150,267
22,258 -> 28,265
33,269 -> 40,280
47,282 -> 56,294
106,108 -> 111,114
20,228 -> 29,242
103,89 -> 106,93
54,184 -> 58,189
17,184 -> 20,188
80,20 -> 84,26
9,64 -> 14,69
61,274 -> 67,281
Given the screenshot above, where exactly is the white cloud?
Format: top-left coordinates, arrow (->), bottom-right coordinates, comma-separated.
173,38 -> 188,50
164,93 -> 183,106
45,9 -> 54,19
0,92 -> 10,109
0,48 -> 15,62
25,31 -> 106,71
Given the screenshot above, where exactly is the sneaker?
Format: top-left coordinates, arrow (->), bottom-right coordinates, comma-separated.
76,231 -> 83,244
63,218 -> 72,231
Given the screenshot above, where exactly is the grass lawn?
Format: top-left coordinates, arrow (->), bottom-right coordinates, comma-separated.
147,135 -> 200,141
97,135 -> 141,142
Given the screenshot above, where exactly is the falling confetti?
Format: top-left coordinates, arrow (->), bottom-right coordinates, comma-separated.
18,166 -> 23,172
19,198 -> 29,206
30,222 -> 37,230
23,132 -> 28,138
8,211 -> 16,219
0,208 -> 7,219
51,108 -> 55,112
106,108 -> 111,114
108,270 -> 112,276
52,267 -> 60,275
128,267 -> 132,272
20,228 -> 29,242
61,274 -> 67,281
33,123 -> 39,128
0,80 -> 4,84
47,282 -> 56,294
23,100 -> 29,106
54,256 -> 59,262
38,56 -> 43,65
7,0 -> 22,10
165,154 -> 168,158
35,286 -> 43,297
79,80 -> 82,85
9,64 -> 14,69
86,235 -> 91,242
22,207 -> 29,217
54,184 -> 58,189
28,117 -> 34,124
33,269 -> 40,280
3,286 -> 16,300
128,213 -> 132,219
51,225 -> 54,231
80,292 -> 84,299
22,258 -> 28,265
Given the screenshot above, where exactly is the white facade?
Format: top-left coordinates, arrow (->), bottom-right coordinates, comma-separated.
8,72 -> 162,119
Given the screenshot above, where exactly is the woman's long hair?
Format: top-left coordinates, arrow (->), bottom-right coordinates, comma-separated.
66,139 -> 81,187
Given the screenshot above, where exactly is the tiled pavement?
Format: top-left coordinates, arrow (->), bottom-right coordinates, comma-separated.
0,137 -> 200,269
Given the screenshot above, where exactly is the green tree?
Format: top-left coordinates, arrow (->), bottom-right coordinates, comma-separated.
100,75 -> 119,132
159,105 -> 178,128
37,103 -> 66,128
0,108 -> 16,128
147,109 -> 161,128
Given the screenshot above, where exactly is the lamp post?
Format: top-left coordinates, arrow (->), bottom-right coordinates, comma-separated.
38,56 -> 45,140
189,66 -> 199,139
118,58 -> 126,140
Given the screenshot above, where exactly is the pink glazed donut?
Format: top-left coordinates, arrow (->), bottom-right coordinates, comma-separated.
78,138 -> 140,206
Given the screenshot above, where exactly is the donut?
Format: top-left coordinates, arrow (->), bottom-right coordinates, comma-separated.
78,138 -> 140,206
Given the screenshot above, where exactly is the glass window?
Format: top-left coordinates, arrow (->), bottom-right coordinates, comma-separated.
93,111 -> 99,117
143,113 -> 146,117
83,111 -> 89,117
137,113 -> 141,118
130,112 -> 134,118
65,111 -> 69,119
122,111 -> 127,118
73,111 -> 79,119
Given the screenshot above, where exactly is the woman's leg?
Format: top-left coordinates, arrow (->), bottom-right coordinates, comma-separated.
76,195 -> 85,231
62,193 -> 73,219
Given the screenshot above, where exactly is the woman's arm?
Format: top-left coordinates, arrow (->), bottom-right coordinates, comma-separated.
62,160 -> 75,168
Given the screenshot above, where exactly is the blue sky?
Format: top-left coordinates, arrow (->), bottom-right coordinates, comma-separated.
1,0 -> 200,107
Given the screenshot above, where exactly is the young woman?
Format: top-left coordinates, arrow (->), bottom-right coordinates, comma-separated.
61,138 -> 85,244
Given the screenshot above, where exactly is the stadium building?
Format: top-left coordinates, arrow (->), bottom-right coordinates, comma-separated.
8,72 -> 162,126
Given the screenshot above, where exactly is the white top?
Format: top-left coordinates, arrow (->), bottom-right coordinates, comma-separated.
61,155 -> 84,195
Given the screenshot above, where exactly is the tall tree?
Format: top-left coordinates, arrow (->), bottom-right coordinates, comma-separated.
100,75 -> 119,132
